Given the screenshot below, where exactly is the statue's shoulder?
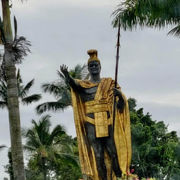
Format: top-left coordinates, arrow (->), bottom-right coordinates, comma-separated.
75,79 -> 98,88
75,78 -> 115,88
104,77 -> 113,81
102,77 -> 114,83
103,78 -> 121,89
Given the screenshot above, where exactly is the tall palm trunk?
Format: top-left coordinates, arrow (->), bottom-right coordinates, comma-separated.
42,157 -> 47,180
1,0 -> 25,179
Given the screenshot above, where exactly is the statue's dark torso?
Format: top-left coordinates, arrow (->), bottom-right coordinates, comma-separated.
76,82 -> 121,179
79,86 -> 98,102
78,86 -> 98,119
77,85 -> 111,119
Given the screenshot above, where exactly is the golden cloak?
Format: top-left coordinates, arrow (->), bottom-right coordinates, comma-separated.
71,78 -> 132,180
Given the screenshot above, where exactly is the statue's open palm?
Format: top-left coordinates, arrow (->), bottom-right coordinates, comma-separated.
60,64 -> 69,78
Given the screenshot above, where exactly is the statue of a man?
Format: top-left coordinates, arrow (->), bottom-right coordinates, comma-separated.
60,49 -> 132,180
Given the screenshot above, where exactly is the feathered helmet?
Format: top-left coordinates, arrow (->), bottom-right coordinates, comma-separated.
87,49 -> 100,65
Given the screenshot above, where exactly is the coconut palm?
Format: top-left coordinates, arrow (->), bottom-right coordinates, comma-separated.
36,64 -> 88,114
0,0 -> 31,179
0,69 -> 41,109
24,115 -> 79,180
112,0 -> 180,37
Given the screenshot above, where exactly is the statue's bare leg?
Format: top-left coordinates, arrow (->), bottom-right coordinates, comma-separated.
105,125 -> 122,178
85,122 -> 107,180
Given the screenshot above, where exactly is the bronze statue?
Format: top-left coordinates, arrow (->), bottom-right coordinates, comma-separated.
60,49 -> 132,180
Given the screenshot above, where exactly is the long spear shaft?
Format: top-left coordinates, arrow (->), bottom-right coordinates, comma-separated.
113,20 -> 121,130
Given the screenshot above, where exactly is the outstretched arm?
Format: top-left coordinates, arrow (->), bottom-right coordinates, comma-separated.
113,88 -> 125,113
60,64 -> 81,91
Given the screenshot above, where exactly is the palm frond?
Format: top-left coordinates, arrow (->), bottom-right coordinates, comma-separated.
69,64 -> 82,79
112,0 -> 180,34
0,63 -> 6,82
0,81 -> 7,97
8,15 -> 30,63
168,24 -> 180,37
11,36 -> 31,64
20,79 -> 34,98
59,90 -> 72,106
34,115 -> 51,145
0,101 -> 7,108
40,114 -> 51,122
69,64 -> 89,80
23,144 -> 37,152
47,125 -> 66,146
0,80 -> 7,90
36,101 -> 68,114
25,116 -> 51,149
33,115 -> 51,134
41,83 -> 67,98
56,152 -> 79,167
0,84 -> 7,102
21,94 -> 41,105
17,69 -> 23,84
25,129 -> 42,149
0,145 -> 6,149
55,135 -> 74,147
0,67 -> 40,106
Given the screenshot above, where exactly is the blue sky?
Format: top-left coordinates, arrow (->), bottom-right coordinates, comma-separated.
0,0 -> 180,179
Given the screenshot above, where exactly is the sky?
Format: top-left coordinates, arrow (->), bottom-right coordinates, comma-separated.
0,0 -> 180,179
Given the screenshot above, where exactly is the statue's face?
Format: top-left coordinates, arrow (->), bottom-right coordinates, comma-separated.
88,61 -> 101,75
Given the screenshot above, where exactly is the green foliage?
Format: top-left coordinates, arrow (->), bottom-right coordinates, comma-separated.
24,115 -> 82,180
112,0 -> 180,37
52,162 -> 82,180
0,69 -> 41,109
128,98 -> 180,179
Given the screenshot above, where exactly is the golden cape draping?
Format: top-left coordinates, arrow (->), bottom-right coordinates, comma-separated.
71,78 -> 132,180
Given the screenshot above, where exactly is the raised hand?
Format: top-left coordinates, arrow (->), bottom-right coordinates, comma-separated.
60,64 -> 81,91
113,88 -> 122,97
60,64 -> 69,78
113,88 -> 124,112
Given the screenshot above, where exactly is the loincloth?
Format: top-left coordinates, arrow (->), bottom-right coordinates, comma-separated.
84,100 -> 112,138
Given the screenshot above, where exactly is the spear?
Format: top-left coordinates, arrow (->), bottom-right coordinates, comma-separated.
113,19 -> 121,131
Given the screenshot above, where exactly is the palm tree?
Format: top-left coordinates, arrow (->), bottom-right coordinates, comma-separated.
24,115 -> 79,180
112,0 -> 180,36
0,69 -> 41,109
36,64 -> 88,114
0,0 -> 31,179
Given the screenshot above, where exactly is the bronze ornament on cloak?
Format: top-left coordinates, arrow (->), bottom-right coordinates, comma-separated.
60,50 -> 133,180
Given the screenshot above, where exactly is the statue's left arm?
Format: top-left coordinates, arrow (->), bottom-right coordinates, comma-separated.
113,88 -> 125,113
